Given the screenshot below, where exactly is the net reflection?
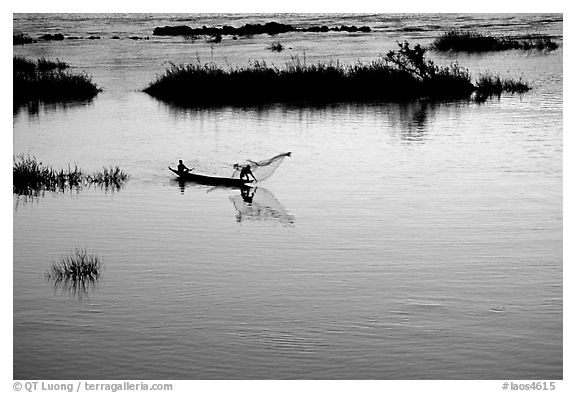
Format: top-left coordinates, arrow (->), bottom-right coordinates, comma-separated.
173,179 -> 294,225
230,187 -> 295,226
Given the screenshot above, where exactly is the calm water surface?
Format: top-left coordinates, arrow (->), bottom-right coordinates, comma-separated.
13,14 -> 562,379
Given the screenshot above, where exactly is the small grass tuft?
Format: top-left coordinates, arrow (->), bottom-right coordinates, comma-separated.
46,248 -> 102,282
46,248 -> 102,299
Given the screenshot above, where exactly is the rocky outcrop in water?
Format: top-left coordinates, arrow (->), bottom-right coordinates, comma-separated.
153,22 -> 371,37
39,33 -> 65,41
14,34 -> 36,45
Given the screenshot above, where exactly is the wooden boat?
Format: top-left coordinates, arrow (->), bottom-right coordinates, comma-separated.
168,167 -> 254,187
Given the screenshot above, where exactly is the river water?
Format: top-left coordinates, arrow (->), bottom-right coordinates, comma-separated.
13,13 -> 562,379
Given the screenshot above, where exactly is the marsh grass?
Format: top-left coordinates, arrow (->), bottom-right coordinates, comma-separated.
14,56 -> 101,108
13,155 -> 83,195
36,58 -> 69,72
476,73 -> 531,95
87,166 -> 130,190
144,43 -> 479,106
14,57 -> 69,72
144,42 -> 527,106
46,248 -> 102,299
13,155 -> 129,196
431,29 -> 559,52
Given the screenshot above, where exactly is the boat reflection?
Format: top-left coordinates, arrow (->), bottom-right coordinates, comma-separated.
230,186 -> 295,226
173,179 -> 294,225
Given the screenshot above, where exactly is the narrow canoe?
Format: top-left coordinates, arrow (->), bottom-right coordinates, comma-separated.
168,167 -> 254,187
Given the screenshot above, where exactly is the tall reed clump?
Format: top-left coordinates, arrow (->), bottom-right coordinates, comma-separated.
13,56 -> 102,106
143,42 -> 478,106
431,29 -> 559,52
13,155 -> 129,196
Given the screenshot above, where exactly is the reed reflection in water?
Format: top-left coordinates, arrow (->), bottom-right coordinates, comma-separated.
13,98 -> 96,118
158,98 -> 483,144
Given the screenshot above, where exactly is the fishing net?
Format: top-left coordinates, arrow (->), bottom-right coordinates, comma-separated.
231,152 -> 291,182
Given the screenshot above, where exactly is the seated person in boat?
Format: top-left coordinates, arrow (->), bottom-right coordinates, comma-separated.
177,160 -> 192,174
239,165 -> 256,182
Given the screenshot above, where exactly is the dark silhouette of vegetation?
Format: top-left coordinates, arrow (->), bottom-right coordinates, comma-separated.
13,99 -> 94,118
13,33 -> 35,45
46,248 -> 102,299
207,34 -> 222,43
13,155 -> 83,195
35,58 -> 69,72
144,42 -> 529,107
475,73 -> 530,97
13,155 -> 129,197
431,29 -> 559,52
46,248 -> 102,282
86,166 -> 129,188
153,21 -> 370,37
39,33 -> 65,41
268,42 -> 284,52
14,57 -> 101,111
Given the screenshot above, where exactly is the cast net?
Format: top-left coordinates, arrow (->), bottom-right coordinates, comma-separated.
231,152 -> 291,182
